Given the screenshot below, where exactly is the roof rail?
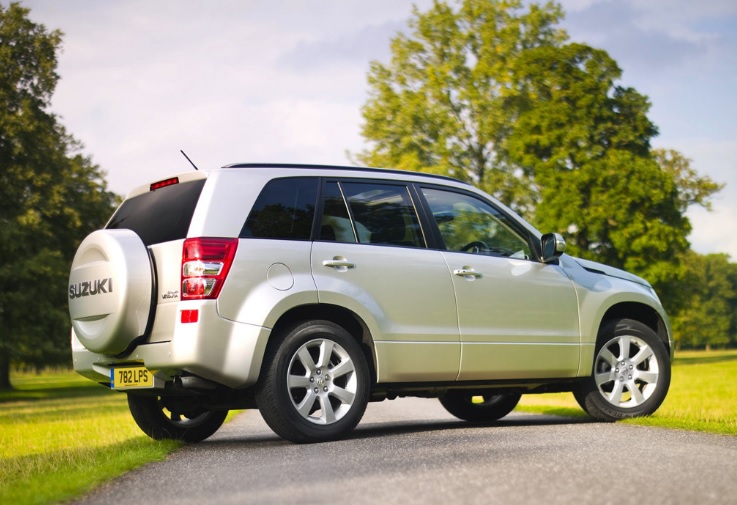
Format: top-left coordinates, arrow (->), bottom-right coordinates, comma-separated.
220,162 -> 469,185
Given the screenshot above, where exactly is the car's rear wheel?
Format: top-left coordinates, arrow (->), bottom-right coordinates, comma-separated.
439,391 -> 521,422
127,394 -> 228,442
574,318 -> 670,421
255,320 -> 370,443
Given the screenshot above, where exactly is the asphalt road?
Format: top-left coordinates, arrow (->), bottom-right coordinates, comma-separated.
73,398 -> 737,505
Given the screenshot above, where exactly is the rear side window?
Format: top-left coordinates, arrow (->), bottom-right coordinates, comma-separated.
106,179 -> 206,246
319,181 -> 425,248
240,178 -> 318,240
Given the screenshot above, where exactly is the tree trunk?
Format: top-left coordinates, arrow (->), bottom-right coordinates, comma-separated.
0,352 -> 12,391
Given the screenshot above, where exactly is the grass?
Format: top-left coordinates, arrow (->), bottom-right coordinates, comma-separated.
0,371 -> 181,505
518,349 -> 737,435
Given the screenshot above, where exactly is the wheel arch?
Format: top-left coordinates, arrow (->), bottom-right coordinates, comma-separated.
599,302 -> 671,355
264,303 -> 377,384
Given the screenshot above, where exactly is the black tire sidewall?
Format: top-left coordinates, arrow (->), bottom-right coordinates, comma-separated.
127,394 -> 227,443
574,318 -> 671,421
256,320 -> 370,443
439,392 -> 521,422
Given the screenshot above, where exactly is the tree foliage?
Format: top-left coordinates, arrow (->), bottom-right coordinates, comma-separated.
505,43 -> 714,293
670,252 -> 737,350
356,0 -> 567,212
0,3 -> 118,389
355,0 -> 724,325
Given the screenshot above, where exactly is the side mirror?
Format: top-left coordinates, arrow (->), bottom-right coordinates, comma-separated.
540,233 -> 566,263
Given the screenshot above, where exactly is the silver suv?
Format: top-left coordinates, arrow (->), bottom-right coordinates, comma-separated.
69,163 -> 672,443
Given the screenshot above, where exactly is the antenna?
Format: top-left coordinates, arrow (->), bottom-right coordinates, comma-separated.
180,150 -> 199,171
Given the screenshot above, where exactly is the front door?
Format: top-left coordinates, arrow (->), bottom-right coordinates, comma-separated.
420,186 -> 581,380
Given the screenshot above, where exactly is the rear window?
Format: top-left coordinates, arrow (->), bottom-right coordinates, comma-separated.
240,178 -> 318,240
106,179 -> 206,246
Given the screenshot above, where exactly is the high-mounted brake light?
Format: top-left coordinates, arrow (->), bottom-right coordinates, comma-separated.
150,177 -> 179,191
181,238 -> 238,300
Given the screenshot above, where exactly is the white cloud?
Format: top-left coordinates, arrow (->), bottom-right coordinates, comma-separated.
679,139 -> 737,259
628,0 -> 737,33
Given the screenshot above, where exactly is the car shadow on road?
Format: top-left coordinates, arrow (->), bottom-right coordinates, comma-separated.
201,411 -> 597,447
350,412 -> 597,441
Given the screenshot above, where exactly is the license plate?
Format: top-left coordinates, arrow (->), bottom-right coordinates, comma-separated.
111,366 -> 154,389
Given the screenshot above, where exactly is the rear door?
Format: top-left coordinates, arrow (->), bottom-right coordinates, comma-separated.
311,180 -> 460,382
419,186 -> 581,380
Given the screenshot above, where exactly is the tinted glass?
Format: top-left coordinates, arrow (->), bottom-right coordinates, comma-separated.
319,182 -> 357,242
339,182 -> 424,248
422,187 -> 531,259
106,179 -> 206,246
240,178 -> 318,240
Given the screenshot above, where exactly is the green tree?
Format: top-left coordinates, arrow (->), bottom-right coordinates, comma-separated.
653,148 -> 724,215
356,0 -> 721,312
671,252 -> 737,350
356,0 -> 566,214
506,43 -> 721,295
0,2 -> 118,389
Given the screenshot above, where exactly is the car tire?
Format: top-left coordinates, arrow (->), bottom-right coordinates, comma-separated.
439,392 -> 521,422
127,394 -> 228,443
255,320 -> 370,443
574,318 -> 671,421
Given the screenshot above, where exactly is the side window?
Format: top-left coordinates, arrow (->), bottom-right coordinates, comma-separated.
319,181 -> 425,248
240,178 -> 318,240
319,182 -> 357,243
421,187 -> 531,259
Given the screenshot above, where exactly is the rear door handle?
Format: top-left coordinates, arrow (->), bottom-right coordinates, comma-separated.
323,257 -> 355,272
453,267 -> 482,280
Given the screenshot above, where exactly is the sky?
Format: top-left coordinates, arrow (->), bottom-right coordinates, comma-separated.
17,0 -> 737,259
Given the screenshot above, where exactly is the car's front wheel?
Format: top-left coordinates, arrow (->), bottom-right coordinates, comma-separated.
127,394 -> 228,442
255,320 -> 370,443
574,318 -> 671,421
439,391 -> 521,422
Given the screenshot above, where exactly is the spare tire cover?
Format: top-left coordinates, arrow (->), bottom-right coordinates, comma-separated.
68,229 -> 153,354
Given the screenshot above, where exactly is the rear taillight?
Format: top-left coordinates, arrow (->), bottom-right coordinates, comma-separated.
181,238 -> 238,300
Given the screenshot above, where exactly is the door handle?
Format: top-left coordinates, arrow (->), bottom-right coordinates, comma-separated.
323,257 -> 355,272
453,267 -> 482,280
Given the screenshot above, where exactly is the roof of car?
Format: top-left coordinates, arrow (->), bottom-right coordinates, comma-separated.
221,162 -> 471,185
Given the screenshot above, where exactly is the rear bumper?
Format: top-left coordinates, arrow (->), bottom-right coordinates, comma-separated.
72,304 -> 271,389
